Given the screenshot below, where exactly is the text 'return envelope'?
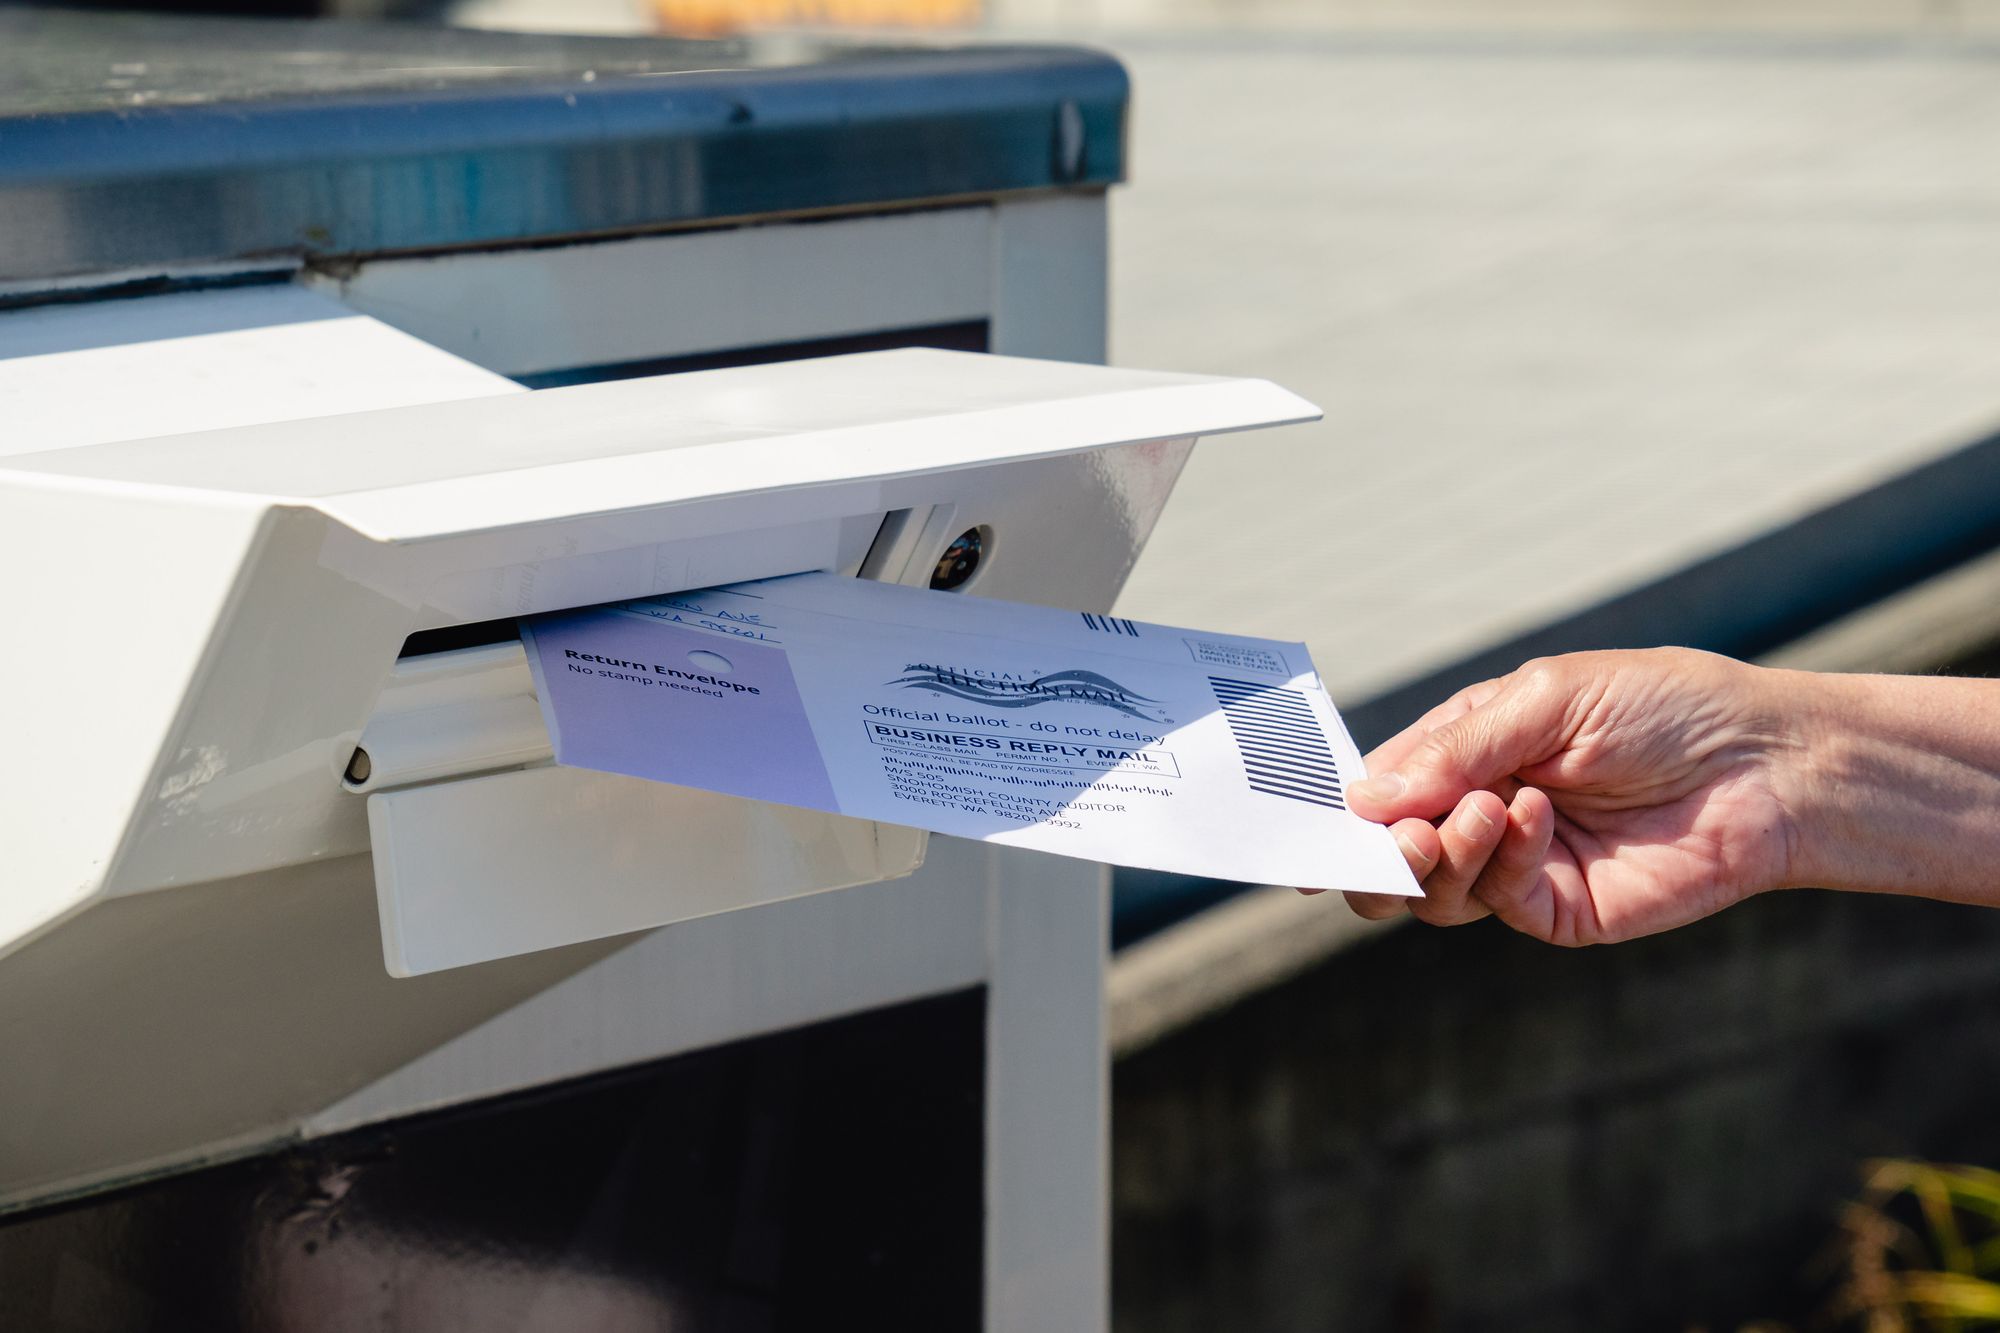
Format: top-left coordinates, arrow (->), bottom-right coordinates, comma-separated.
521,573 -> 1419,895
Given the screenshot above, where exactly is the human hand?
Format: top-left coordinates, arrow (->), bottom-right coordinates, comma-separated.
1337,648 -> 1809,945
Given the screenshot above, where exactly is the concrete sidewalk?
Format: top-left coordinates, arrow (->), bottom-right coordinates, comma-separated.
1106,32 -> 2000,706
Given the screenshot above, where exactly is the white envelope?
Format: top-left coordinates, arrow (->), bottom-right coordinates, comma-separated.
522,572 -> 1419,896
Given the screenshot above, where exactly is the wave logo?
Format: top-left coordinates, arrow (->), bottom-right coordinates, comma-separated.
888,664 -> 1169,723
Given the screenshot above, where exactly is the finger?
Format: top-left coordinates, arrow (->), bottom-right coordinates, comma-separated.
1362,676 -> 1509,777
1470,787 -> 1559,938
1350,667 -> 1572,823
1343,891 -> 1407,919
1408,790 -> 1507,927
1340,819 -> 1442,916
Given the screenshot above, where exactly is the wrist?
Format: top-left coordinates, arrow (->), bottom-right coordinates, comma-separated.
1755,665 -> 1855,892
1759,667 -> 2000,898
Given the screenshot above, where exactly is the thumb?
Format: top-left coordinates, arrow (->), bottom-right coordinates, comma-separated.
1348,668 -> 1570,822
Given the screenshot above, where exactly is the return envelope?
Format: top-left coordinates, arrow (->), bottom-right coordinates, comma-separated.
521,572 -> 1420,896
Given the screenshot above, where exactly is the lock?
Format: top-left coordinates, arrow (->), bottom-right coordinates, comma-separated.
931,526 -> 989,591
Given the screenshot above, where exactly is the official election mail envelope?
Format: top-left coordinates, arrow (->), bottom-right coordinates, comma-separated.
520,573 -> 1420,895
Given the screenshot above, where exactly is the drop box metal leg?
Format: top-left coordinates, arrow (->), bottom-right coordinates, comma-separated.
978,841 -> 1110,1333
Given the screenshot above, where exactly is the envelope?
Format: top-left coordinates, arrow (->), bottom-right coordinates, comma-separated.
522,572 -> 1419,895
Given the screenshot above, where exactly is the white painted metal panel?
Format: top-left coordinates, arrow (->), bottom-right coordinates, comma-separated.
990,194 -> 1110,363
0,212 -> 1147,1305
0,348 -> 1313,952
0,485 -> 269,958
5,349 -> 1313,543
0,284 -> 519,456
0,281 -> 526,971
2,314 -> 1208,1286
370,765 -> 927,976
345,644 -> 548,792
306,209 -> 996,379
984,848 -> 1112,1333
308,847 -> 998,1138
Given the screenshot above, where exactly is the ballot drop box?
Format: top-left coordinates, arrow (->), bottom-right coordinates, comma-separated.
0,17 -> 1303,1330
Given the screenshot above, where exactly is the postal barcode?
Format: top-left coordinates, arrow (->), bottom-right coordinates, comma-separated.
1209,676 -> 1345,810
1081,612 -> 1139,637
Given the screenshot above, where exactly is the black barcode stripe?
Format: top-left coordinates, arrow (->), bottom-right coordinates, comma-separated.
1223,717 -> 1339,751
1261,787 -> 1345,810
1232,748 -> 1344,780
1222,706 -> 1322,727
1210,681 -> 1308,701
1211,678 -> 1300,695
1226,716 -> 1336,744
1212,682 -> 1311,702
1232,719 -> 1336,741
1080,612 -> 1140,637
1244,775 -> 1346,804
1239,764 -> 1344,795
1226,717 -> 1319,736
1210,676 -> 1346,809
1224,712 -> 1336,732
1228,731 -> 1340,760
1236,751 -> 1344,780
1218,705 -> 1317,727
1233,753 -> 1342,779
1238,775 -> 1345,808
1211,682 -> 1333,740
1236,756 -> 1340,783
1230,739 -> 1329,762
1217,702 -> 1312,717
1211,680 -> 1303,697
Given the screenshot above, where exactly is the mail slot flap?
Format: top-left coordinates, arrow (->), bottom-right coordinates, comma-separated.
0,348 -> 1318,544
369,765 -> 928,977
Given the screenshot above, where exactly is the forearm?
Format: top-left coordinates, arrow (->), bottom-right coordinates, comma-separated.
1776,668 -> 2000,902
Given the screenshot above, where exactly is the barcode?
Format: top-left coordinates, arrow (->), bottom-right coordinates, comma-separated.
1209,676 -> 1345,810
1081,612 -> 1140,637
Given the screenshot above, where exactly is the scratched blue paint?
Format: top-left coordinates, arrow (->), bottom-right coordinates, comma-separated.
0,46 -> 1128,283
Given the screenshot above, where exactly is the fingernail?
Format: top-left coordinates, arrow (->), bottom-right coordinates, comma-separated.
1353,772 -> 1407,803
1394,830 -> 1436,872
1458,804 -> 1495,838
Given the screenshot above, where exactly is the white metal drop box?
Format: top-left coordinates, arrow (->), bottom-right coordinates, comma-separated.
0,346 -> 1310,1184
3,347 -> 1312,971
0,19 -> 1254,1328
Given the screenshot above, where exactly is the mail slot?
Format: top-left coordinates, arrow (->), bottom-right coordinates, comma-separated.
0,17 -> 1258,1331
